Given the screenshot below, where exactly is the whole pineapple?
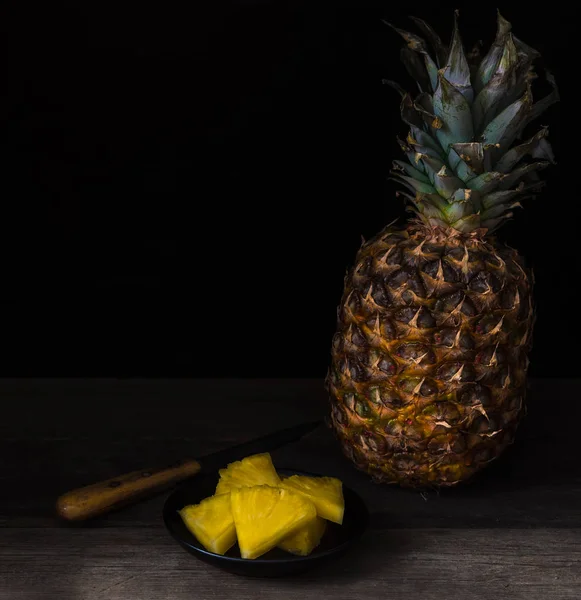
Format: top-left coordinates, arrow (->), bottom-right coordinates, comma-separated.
327,11 -> 558,488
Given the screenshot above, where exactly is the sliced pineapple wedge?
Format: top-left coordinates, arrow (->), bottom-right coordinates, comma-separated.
280,475 -> 344,524
179,493 -> 236,555
278,516 -> 327,556
230,485 -> 317,559
215,452 -> 281,495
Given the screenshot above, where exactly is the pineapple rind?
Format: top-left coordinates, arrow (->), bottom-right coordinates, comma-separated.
327,10 -> 555,489
328,225 -> 534,487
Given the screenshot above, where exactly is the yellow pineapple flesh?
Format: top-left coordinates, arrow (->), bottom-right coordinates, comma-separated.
215,452 -> 281,495
230,485 -> 317,559
280,475 -> 344,524
278,516 -> 327,556
178,493 -> 236,555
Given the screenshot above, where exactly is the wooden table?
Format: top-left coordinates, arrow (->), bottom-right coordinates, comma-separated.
2,378 -> 580,599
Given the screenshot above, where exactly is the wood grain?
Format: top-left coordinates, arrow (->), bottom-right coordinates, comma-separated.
1,527 -> 579,600
55,459 -> 201,521
1,378 -> 580,598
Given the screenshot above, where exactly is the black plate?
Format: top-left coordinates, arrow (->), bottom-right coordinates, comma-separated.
163,469 -> 369,577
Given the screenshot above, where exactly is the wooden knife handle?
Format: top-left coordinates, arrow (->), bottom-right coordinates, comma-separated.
56,458 -> 202,521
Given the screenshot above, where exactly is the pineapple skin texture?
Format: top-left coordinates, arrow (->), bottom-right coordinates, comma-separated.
327,224 -> 534,488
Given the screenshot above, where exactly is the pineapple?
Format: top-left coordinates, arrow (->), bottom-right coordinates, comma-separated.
215,452 -> 280,495
327,11 -> 559,488
179,493 -> 236,555
230,485 -> 317,559
280,475 -> 345,524
278,517 -> 327,556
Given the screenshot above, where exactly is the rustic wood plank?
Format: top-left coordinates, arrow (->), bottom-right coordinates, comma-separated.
4,429 -> 581,529
2,379 -> 580,529
2,378 -> 580,598
2,527 -> 579,600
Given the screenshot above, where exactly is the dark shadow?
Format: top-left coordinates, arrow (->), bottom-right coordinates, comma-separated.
274,517 -> 414,584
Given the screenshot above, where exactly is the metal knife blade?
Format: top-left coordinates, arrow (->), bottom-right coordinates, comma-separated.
198,419 -> 322,473
55,419 -> 323,521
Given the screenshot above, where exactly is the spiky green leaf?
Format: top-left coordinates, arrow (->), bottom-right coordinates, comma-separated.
392,160 -> 432,183
385,21 -> 438,93
413,93 -> 445,130
433,165 -> 465,200
390,174 -> 436,195
406,133 -> 446,162
432,72 -> 474,155
417,192 -> 450,212
400,47 -> 433,94
385,21 -> 430,53
450,188 -> 466,202
474,11 -> 512,92
409,16 -> 448,66
409,126 -> 444,156
382,79 -> 407,97
449,188 -> 479,207
466,171 -> 504,194
451,214 -> 482,232
482,144 -> 498,172
410,144 -> 443,164
513,35 -> 540,62
400,93 -> 424,129
472,34 -> 520,133
519,71 -> 560,136
387,11 -> 558,235
494,127 -> 553,172
448,147 -> 478,183
481,201 -> 521,221
419,153 -> 446,184
481,187 -> 524,209
481,214 -> 514,232
450,142 -> 484,174
414,203 -> 448,223
531,138 -> 555,163
397,136 -> 422,171
423,55 -> 439,92
480,86 -> 532,157
497,161 -> 550,190
442,13 -> 473,103
445,198 -> 474,221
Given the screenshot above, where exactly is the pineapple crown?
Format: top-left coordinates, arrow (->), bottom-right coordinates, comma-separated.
386,10 -> 559,234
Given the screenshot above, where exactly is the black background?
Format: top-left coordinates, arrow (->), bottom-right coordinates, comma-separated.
0,2 -> 573,377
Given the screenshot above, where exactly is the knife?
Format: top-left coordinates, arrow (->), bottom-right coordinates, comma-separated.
55,420 -> 322,522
